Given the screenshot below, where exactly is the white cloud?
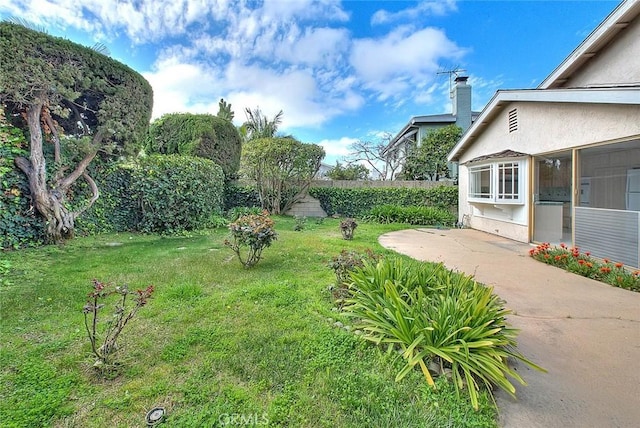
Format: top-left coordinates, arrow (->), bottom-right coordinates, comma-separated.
1,0 -> 474,138
274,27 -> 350,66
142,60 -> 222,119
350,26 -> 467,99
317,136 -> 358,161
371,0 -> 458,25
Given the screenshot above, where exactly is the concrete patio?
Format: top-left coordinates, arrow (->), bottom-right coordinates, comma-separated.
379,228 -> 640,428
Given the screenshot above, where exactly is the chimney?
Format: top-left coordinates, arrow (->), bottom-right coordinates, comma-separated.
452,76 -> 472,131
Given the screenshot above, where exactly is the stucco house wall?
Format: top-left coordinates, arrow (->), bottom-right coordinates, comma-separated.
564,15 -> 640,88
457,101 -> 640,243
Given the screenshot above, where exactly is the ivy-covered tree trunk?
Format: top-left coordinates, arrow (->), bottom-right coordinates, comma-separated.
14,103 -> 100,243
2,22 -> 153,244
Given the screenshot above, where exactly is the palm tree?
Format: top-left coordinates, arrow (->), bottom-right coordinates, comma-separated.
216,98 -> 234,121
242,107 -> 283,141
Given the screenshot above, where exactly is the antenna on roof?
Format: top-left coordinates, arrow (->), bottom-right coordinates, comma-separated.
437,67 -> 467,98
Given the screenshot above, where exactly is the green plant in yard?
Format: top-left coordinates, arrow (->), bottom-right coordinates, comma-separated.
344,257 -> 546,410
83,279 -> 155,372
224,211 -> 278,268
340,218 -> 358,240
226,205 -> 263,221
365,204 -> 456,226
529,243 -> 640,292
1,218 -> 501,427
329,249 -> 381,288
0,259 -> 12,286
293,215 -> 307,231
328,249 -> 381,307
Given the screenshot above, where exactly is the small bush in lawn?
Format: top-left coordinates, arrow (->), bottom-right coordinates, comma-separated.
529,243 -> 640,292
340,218 -> 358,240
343,257 -> 545,410
224,211 -> 277,268
293,216 -> 307,231
328,249 -> 381,306
83,279 -> 155,375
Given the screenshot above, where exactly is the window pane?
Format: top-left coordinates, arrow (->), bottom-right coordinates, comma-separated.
498,162 -> 519,200
469,165 -> 492,199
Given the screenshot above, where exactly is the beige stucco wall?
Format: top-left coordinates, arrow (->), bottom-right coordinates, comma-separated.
564,17 -> 640,88
459,102 -> 640,164
457,102 -> 640,243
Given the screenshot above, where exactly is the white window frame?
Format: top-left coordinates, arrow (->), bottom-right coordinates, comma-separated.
468,160 -> 524,204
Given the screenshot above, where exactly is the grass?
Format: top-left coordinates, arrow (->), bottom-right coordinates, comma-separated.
0,217 -> 498,427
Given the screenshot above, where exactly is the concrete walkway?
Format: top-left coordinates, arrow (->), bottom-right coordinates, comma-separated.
378,228 -> 640,428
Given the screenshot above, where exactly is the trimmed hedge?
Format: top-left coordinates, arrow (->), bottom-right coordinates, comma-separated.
148,113 -> 242,179
75,155 -> 226,236
364,205 -> 456,226
75,161 -> 140,235
131,155 -> 225,234
224,184 -> 261,212
309,186 -> 457,217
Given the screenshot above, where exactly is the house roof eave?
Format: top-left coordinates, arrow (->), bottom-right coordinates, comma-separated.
539,0 -> 640,89
447,87 -> 640,163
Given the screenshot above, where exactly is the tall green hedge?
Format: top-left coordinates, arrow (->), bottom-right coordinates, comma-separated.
12,154 -> 225,243
224,184 -> 261,211
309,186 -> 457,217
131,155 -> 225,234
148,113 -> 242,179
74,160 -> 140,235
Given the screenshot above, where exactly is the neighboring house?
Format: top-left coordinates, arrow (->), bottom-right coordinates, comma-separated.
384,76 -> 481,180
315,162 -> 333,179
448,0 -> 640,267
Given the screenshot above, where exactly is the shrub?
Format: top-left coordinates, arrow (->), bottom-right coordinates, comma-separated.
74,159 -> 140,235
226,206 -> 263,221
293,216 -> 307,231
224,183 -> 261,211
224,211 -> 278,268
364,205 -> 456,226
328,249 -> 381,306
83,279 -> 155,374
343,257 -> 545,410
309,186 -> 457,218
131,155 -> 225,234
340,218 -> 358,240
529,243 -> 640,292
148,113 -> 242,179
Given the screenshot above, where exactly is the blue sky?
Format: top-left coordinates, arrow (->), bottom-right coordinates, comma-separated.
0,0 -> 620,164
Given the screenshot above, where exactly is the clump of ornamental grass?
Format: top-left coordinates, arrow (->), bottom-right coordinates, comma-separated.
341,256 -> 546,411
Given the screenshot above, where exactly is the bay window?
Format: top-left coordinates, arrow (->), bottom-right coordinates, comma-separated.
468,160 -> 523,203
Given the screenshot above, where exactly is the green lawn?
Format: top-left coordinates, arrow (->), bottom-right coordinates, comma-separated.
0,217 -> 497,427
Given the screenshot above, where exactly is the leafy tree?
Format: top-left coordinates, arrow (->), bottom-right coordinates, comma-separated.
216,98 -> 234,121
147,113 -> 242,179
242,107 -> 283,141
326,161 -> 369,180
241,137 -> 325,214
0,22 -> 153,243
346,133 -> 402,180
400,125 -> 462,181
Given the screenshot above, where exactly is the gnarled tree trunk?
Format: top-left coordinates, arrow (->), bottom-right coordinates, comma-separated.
14,102 -> 101,243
